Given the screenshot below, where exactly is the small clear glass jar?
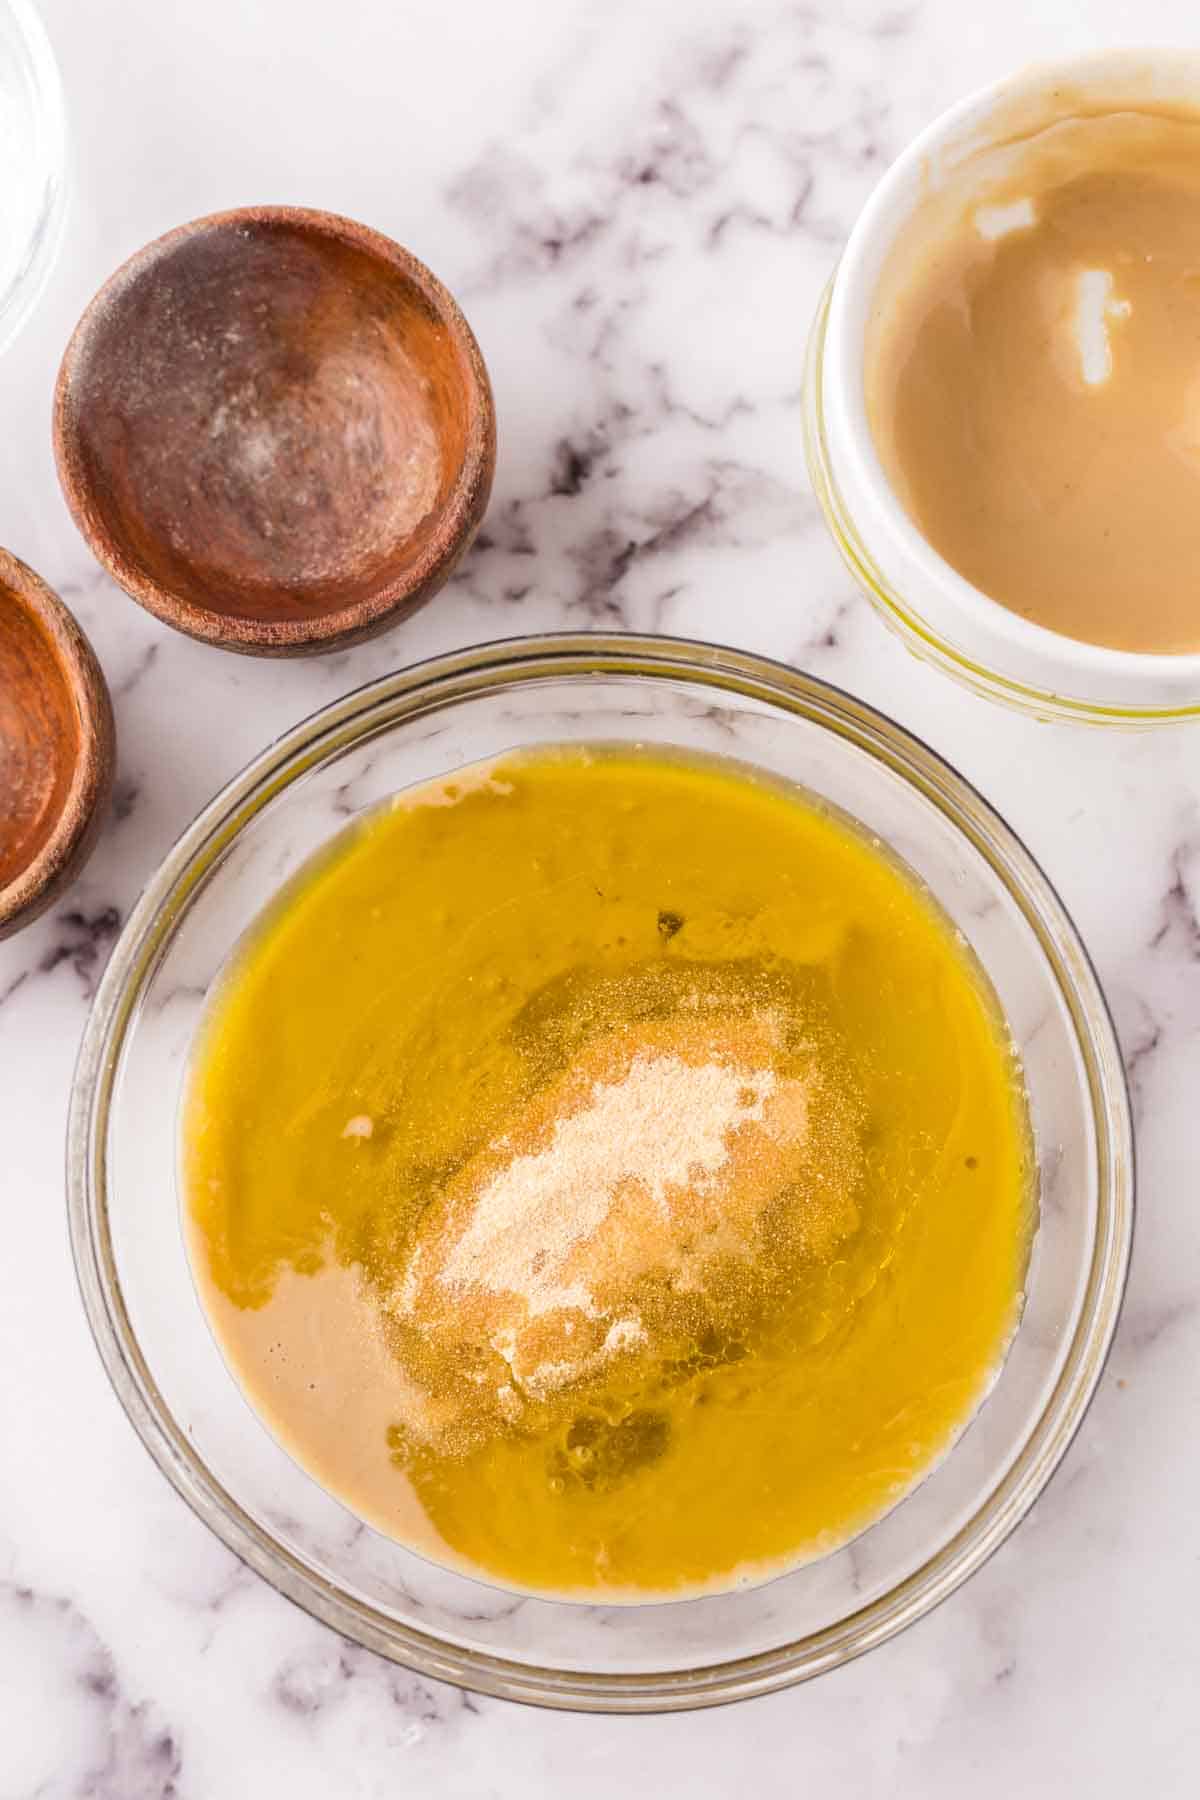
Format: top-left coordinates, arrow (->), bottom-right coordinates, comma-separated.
68,635 -> 1133,1710
0,0 -> 66,357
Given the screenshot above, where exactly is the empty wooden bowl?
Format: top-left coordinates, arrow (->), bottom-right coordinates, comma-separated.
53,207 -> 496,656
0,549 -> 115,939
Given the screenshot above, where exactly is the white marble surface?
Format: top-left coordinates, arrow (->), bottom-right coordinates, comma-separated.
1,0 -> 1198,1789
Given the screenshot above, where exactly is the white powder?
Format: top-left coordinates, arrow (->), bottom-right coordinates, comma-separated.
437,1052 -> 777,1316
520,1317 -> 650,1401
386,1014 -> 834,1433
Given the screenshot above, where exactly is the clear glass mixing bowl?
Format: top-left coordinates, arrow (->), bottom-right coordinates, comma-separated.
0,0 -> 66,356
68,635 -> 1133,1711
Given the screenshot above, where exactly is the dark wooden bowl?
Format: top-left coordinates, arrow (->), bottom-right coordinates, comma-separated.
53,208 -> 496,656
0,550 -> 115,939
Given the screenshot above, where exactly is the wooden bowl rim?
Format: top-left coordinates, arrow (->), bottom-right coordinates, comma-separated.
0,548 -> 116,937
52,205 -> 496,655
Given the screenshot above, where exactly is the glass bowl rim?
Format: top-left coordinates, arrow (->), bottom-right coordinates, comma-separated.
0,0 -> 68,359
66,631 -> 1134,1712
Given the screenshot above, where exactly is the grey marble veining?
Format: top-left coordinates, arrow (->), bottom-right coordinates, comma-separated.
2,0 -> 1199,1792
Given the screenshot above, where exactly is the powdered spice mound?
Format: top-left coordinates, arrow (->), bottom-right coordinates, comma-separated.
384,1000 -> 863,1453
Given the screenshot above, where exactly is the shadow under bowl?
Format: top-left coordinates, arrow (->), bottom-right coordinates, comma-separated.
53,207 -> 496,656
0,549 -> 115,938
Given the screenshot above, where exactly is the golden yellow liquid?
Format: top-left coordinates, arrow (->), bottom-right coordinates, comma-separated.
184,747 -> 1034,1600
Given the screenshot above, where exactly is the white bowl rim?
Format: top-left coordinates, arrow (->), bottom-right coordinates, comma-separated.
825,47 -> 1200,684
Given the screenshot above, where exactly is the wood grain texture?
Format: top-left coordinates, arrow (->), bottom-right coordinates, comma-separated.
53,207 -> 496,656
0,550 -> 115,938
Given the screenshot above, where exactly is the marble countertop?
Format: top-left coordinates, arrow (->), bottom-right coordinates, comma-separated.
3,0 -> 1198,1791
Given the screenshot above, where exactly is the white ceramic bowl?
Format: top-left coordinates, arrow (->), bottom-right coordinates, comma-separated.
805,50 -> 1200,726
